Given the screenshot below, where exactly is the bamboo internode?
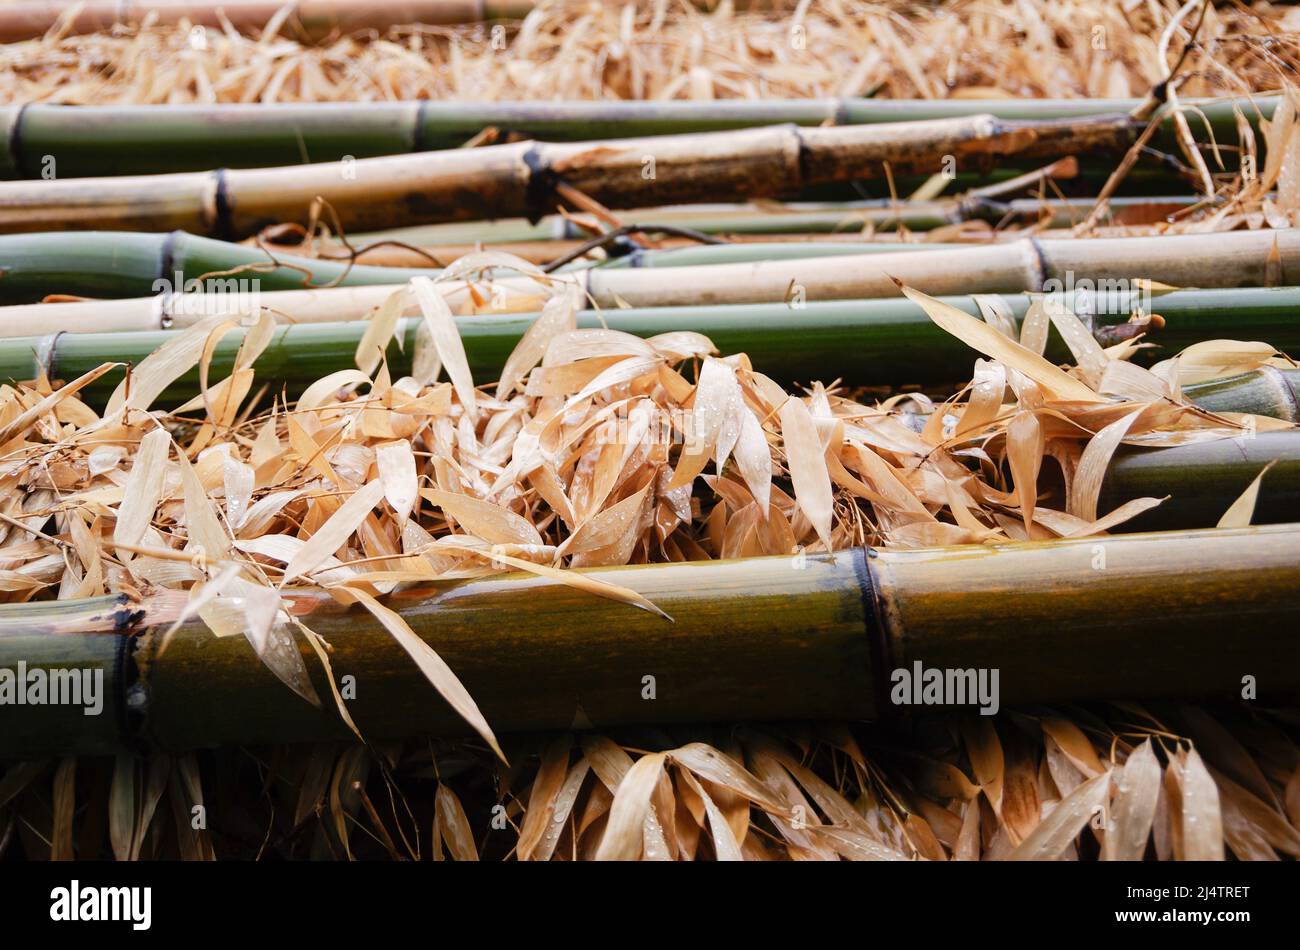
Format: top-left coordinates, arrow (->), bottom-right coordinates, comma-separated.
0,97 -> 1273,178
0,114 -> 1144,237
1103,432 -> 1300,533
2,524 -> 1296,760
0,0 -> 535,44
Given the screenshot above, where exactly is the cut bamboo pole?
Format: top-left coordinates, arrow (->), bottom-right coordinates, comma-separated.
0,0 -> 535,45
2,524 -> 1297,758
0,98 -> 1274,178
2,291 -> 1297,403
2,227 -> 1293,306
0,114 -> 1145,236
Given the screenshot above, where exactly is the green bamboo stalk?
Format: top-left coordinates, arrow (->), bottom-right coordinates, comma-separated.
2,289 -> 1298,402
0,98 -> 1275,178
895,408 -> 1300,530
2,523 -> 1296,758
0,231 -> 445,304
1175,365 -> 1300,420
0,113 -> 1147,236
0,595 -> 130,758
1102,430 -> 1300,533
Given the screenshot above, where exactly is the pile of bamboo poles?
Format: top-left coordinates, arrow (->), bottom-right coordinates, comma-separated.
2,0 -> 1300,864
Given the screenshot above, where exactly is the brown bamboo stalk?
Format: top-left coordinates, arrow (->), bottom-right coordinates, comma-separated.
0,0 -> 534,42
0,114 -> 1141,238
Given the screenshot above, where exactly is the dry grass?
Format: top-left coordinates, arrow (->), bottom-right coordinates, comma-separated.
0,0 -> 1294,104
0,260 -> 1297,859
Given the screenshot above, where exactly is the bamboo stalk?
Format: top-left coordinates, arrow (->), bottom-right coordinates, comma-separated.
2,291 -> 1297,403
0,98 -> 1274,178
0,0 -> 534,45
2,524 -> 1296,758
1174,365 -> 1300,420
576,229 -> 1300,308
0,114 -> 1145,236
3,227 -> 1292,306
322,235 -> 948,269
340,195 -> 1207,247
0,230 -> 444,304
1102,430 -> 1300,532
0,230 -> 966,302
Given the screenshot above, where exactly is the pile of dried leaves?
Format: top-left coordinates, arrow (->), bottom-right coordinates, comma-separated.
0,0 -> 1291,104
0,253 -> 1297,859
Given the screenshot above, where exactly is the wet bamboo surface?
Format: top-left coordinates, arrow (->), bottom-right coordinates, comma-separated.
2,524 -> 1296,758
0,113 -> 1143,237
0,98 -> 1273,178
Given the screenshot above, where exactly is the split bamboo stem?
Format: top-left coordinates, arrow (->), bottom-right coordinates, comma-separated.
1,291 -> 1296,402
2,524 -> 1297,758
0,0 -> 534,45
0,98 -> 1273,178
0,114 -> 1145,237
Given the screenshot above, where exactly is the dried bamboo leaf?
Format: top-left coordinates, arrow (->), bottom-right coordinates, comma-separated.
282,480 -> 386,584
596,752 -> 666,861
1007,770 -> 1109,861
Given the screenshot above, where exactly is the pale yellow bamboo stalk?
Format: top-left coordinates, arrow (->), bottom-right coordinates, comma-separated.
582,229 -> 1300,308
